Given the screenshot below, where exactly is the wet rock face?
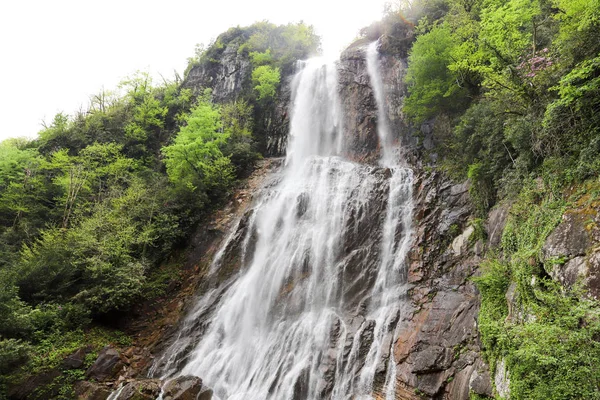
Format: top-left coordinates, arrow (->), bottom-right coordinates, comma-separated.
337,40 -> 416,164
149,33 -> 495,399
389,170 -> 495,399
338,45 -> 380,161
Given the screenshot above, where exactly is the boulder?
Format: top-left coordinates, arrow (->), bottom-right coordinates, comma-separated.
63,346 -> 90,369
494,359 -> 511,399
452,225 -> 474,256
487,203 -> 510,248
469,368 -> 493,397
86,346 -> 124,382
542,210 -> 600,298
542,212 -> 591,260
74,381 -> 111,400
163,375 -> 209,400
115,379 -> 161,400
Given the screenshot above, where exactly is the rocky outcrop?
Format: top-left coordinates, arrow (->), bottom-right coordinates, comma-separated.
383,171 -> 494,399
86,346 -> 125,382
337,40 -> 420,166
542,201 -> 600,299
63,346 -> 92,370
7,369 -> 62,400
182,42 -> 292,157
154,31 -> 496,399
163,375 -> 213,400
140,159 -> 284,377
74,381 -> 112,400
114,379 -> 162,400
338,45 -> 380,161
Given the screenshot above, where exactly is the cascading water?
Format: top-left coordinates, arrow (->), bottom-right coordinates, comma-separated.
151,45 -> 414,400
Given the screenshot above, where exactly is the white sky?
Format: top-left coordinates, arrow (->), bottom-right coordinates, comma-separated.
0,0 -> 389,142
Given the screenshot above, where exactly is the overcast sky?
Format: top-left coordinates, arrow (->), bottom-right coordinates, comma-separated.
0,0 -> 389,142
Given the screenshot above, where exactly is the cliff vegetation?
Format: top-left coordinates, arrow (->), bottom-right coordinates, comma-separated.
397,0 -> 600,398
0,21 -> 318,399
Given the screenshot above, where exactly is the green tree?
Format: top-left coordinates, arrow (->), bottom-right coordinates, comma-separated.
404,23 -> 468,122
162,91 -> 234,193
252,65 -> 281,101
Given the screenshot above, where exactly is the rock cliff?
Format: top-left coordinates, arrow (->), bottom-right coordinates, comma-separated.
155,32 -> 497,399
74,24 -> 600,400
182,39 -> 292,157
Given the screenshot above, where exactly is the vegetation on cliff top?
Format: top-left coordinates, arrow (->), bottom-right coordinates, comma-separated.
0,21 -> 318,397
404,0 -> 600,212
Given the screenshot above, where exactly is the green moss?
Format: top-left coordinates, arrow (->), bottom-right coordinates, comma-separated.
470,218 -> 487,243
470,392 -> 492,400
1,326 -> 132,399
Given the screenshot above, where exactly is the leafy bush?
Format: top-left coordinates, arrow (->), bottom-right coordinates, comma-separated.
251,66 -> 281,101
404,23 -> 469,123
473,177 -> 600,399
162,90 -> 234,194
0,339 -> 31,374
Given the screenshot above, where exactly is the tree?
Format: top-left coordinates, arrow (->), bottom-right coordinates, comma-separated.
252,65 -> 281,101
162,91 -> 234,193
404,23 -> 469,122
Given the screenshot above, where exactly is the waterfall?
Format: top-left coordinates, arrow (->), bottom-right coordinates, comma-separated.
151,47 -> 414,400
366,41 -> 394,168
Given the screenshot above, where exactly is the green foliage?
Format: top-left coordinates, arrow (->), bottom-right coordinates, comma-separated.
473,176 -> 600,399
243,22 -> 320,72
507,295 -> 600,400
405,0 -> 600,216
404,23 -> 469,122
0,23 -> 281,388
249,49 -> 273,66
0,339 -> 31,375
252,65 -> 281,101
162,90 -> 234,194
472,259 -> 510,368
540,55 -> 600,178
552,0 -> 600,65
221,100 -> 261,178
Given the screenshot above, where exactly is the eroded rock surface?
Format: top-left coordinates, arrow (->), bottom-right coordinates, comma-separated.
542,203 -> 600,298
182,39 -> 291,157
384,171 -> 494,399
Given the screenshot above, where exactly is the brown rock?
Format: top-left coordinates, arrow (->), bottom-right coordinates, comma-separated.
74,381 -> 111,400
542,212 -> 592,260
63,347 -> 89,369
163,375 -> 203,400
115,379 -> 161,400
86,346 -> 125,382
487,203 -> 510,248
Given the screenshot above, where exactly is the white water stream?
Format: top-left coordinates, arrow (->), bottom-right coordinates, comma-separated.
152,43 -> 413,400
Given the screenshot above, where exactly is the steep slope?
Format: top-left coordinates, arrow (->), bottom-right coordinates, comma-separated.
144,29 -> 494,400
